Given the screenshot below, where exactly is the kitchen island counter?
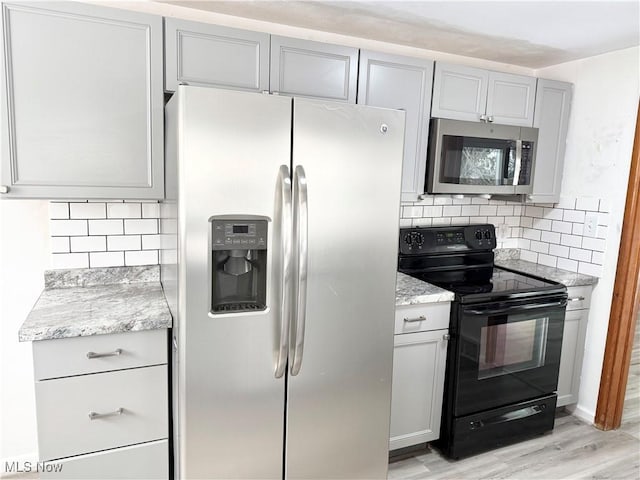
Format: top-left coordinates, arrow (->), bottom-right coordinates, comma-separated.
495,259 -> 599,287
19,266 -> 171,342
396,272 -> 454,306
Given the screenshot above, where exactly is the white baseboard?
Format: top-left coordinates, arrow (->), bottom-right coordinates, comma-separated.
568,403 -> 595,424
1,453 -> 39,479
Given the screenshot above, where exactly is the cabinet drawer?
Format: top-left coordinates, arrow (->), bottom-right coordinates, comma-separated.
394,302 -> 451,334
33,329 -> 167,380
566,286 -> 593,311
40,439 -> 168,479
36,366 -> 168,461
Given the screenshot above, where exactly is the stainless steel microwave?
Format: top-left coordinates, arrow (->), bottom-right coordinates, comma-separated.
426,118 -> 538,195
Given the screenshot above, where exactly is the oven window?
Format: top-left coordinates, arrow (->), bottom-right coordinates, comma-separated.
478,317 -> 549,380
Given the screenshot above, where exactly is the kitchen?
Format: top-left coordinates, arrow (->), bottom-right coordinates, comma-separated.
1,1 -> 639,479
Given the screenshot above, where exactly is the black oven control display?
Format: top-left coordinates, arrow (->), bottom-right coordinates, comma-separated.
399,224 -> 497,254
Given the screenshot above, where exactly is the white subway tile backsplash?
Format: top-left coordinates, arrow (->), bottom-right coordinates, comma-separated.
572,223 -> 584,236
582,237 -> 606,252
124,219 -> 158,235
518,238 -> 531,250
469,216 -> 488,224
576,197 -> 600,212
412,218 -> 432,227
520,217 -> 533,228
504,216 -> 520,227
141,234 -> 162,250
70,236 -> 106,253
107,235 -> 141,251
415,196 -> 434,206
424,206 -> 443,217
549,244 -> 570,258
513,205 -> 523,216
560,234 -> 582,248
591,251 -> 604,265
496,205 -> 514,216
557,257 -> 578,272
520,250 -> 538,263
461,205 -> 480,216
402,206 -> 423,218
563,209 -> 586,223
542,208 -> 563,220
479,205 -> 498,216
530,241 -> 549,254
532,218 -> 552,231
557,197 -> 576,209
399,218 -> 412,227
89,219 -> 123,236
107,202 -> 141,219
52,252 -> 89,269
142,203 -> 160,218
450,217 -> 470,225
598,199 -> 611,213
569,247 -> 592,263
523,228 -> 541,241
49,202 -> 69,220
537,254 -> 557,268
90,251 -> 124,268
432,217 -> 451,226
452,196 -> 472,205
541,231 -> 561,244
551,220 -> 572,234
125,250 -> 158,266
471,197 -> 489,205
443,205 -> 462,216
50,237 -> 70,254
69,202 -> 105,219
578,262 -> 602,277
598,213 -> 609,226
50,220 -> 88,236
525,206 -> 543,217
434,196 -> 453,205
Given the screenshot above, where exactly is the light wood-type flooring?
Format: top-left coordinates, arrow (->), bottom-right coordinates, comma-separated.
388,312 -> 640,480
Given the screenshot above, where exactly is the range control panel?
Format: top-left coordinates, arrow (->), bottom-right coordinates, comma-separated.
399,224 -> 497,255
211,219 -> 268,250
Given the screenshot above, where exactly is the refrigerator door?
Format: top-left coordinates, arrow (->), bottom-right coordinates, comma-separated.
175,87 -> 291,479
286,99 -> 405,479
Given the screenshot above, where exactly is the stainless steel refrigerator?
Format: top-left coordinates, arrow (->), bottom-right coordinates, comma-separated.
161,86 -> 405,479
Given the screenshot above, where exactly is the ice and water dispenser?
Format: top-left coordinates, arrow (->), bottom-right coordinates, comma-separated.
210,216 -> 268,313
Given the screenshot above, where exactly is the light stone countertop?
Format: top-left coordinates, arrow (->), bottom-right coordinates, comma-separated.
495,259 -> 599,287
396,272 -> 454,306
19,266 -> 172,342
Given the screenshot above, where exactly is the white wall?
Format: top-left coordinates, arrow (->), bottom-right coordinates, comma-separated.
536,46 -> 640,422
0,200 -> 49,470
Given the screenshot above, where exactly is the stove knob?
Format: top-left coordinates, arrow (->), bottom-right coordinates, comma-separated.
475,231 -> 482,240
484,231 -> 491,239
403,233 -> 413,245
414,233 -> 425,246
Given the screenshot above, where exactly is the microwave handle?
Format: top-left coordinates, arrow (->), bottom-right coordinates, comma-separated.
512,139 -> 523,186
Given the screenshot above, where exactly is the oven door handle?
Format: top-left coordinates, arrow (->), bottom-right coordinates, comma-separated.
464,299 -> 567,316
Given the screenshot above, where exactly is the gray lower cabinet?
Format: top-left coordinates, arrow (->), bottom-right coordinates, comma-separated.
270,35 -> 358,102
432,62 -> 536,126
164,18 -> 269,93
528,79 -> 573,203
0,2 -> 164,199
357,51 -> 433,201
32,330 -> 168,479
390,302 -> 450,451
557,285 -> 592,407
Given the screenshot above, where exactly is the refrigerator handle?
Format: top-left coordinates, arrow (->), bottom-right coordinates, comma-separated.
290,165 -> 308,376
275,165 -> 292,379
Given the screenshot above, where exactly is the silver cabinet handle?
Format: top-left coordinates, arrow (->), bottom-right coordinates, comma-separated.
290,165 -> 308,377
86,349 -> 122,359
88,408 -> 124,420
443,334 -> 451,341
275,165 -> 292,379
0,185 -> 8,194
487,116 -> 494,123
479,114 -> 488,122
404,315 -> 426,323
568,296 -> 586,302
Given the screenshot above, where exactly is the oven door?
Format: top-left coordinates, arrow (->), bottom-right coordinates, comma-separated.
453,296 -> 566,416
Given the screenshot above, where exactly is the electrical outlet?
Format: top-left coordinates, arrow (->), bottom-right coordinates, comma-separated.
584,213 -> 598,238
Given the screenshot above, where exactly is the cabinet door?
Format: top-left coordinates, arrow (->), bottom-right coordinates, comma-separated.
270,36 -> 357,102
0,2 -> 163,199
390,329 -> 448,450
431,63 -> 488,122
557,309 -> 588,407
529,79 -> 572,203
358,51 -> 433,201
486,72 -> 537,126
164,18 -> 269,93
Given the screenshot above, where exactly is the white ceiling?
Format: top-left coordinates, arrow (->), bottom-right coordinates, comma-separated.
162,0 -> 640,68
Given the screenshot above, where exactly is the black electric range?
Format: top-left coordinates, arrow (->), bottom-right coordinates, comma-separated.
398,224 -> 568,458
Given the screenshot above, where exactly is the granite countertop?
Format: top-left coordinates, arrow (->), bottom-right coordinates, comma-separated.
19,266 -> 172,342
396,272 -> 454,306
495,259 -> 599,287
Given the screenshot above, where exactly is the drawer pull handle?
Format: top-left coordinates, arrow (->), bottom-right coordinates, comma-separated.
404,315 -> 426,323
86,348 -> 122,359
88,408 -> 124,420
568,296 -> 586,302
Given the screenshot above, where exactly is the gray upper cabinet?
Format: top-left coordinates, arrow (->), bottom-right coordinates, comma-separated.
432,63 -> 536,126
529,79 -> 573,203
358,51 -> 433,201
270,36 -> 358,102
164,18 -> 269,93
0,2 -> 164,199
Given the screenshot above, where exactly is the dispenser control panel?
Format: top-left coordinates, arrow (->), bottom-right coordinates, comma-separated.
211,219 -> 268,250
